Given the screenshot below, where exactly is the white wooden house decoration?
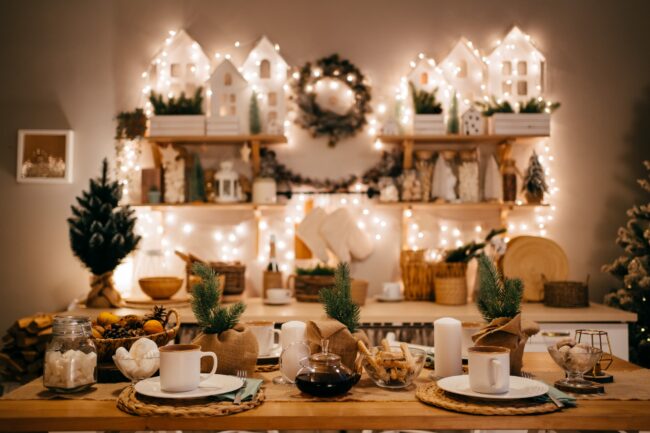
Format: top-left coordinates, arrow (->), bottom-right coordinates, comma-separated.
241,36 -> 289,134
407,57 -> 450,133
207,59 -> 249,135
440,38 -> 486,111
461,106 -> 484,135
486,26 -> 546,105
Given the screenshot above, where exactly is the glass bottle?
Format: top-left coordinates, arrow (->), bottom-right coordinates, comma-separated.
43,316 -> 97,392
458,149 -> 479,203
502,158 -> 518,202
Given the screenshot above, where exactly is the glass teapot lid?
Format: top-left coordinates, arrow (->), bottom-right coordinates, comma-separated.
300,339 -> 352,375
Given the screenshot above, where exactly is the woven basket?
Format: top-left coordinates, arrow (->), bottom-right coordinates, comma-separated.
262,271 -> 283,298
400,249 -> 435,301
93,310 -> 180,362
288,274 -> 335,302
185,262 -> 245,295
544,277 -> 589,308
434,262 -> 468,305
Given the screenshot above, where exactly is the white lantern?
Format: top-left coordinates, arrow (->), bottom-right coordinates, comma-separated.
214,161 -> 241,203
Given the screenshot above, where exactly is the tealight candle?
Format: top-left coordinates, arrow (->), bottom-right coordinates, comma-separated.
434,317 -> 463,378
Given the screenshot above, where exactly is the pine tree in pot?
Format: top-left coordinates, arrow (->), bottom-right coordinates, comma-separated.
68,159 -> 141,307
305,263 -> 370,371
190,263 -> 259,375
522,151 -> 548,204
473,254 -> 539,375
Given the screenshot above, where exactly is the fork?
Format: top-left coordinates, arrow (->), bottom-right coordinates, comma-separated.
233,369 -> 247,405
521,371 -> 564,408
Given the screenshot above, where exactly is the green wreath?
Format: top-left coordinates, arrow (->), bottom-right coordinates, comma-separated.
292,54 -> 372,147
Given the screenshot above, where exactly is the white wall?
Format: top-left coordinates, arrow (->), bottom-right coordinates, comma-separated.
1,0 -> 649,332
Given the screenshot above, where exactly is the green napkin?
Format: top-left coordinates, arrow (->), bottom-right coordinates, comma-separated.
214,378 -> 263,402
534,384 -> 577,407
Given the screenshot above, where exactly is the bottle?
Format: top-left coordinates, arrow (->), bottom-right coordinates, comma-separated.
267,234 -> 279,272
502,159 -> 518,202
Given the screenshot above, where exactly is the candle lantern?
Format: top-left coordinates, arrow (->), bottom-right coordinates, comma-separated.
575,329 -> 614,383
214,161 -> 241,203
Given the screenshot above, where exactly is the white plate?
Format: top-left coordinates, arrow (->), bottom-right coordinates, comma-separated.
437,375 -> 548,400
263,298 -> 292,305
377,295 -> 404,302
134,374 -> 243,399
257,345 -> 282,360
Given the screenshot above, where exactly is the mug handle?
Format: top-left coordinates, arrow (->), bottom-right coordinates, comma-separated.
199,352 -> 218,385
271,329 -> 281,350
489,358 -> 501,387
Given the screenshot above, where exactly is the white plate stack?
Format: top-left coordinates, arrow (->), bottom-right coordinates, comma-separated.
489,113 -> 550,135
206,116 -> 241,136
413,114 -> 445,135
149,115 -> 206,136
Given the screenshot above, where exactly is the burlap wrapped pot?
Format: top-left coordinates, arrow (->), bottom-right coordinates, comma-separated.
472,313 -> 539,375
192,324 -> 259,375
305,319 -> 369,371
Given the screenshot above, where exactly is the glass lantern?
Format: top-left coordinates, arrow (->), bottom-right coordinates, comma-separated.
214,161 -> 241,203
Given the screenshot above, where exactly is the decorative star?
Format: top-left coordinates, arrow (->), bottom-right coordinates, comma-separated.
158,144 -> 179,166
240,143 -> 251,163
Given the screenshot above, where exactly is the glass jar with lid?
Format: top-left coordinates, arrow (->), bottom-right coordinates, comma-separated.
294,339 -> 359,397
43,316 -> 97,392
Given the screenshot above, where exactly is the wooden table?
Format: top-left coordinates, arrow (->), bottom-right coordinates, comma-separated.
1,353 -> 649,431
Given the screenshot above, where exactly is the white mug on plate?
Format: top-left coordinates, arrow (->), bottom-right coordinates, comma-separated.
280,320 -> 306,350
246,321 -> 281,355
382,282 -> 402,299
468,346 -> 510,394
266,288 -> 291,303
159,344 -> 218,393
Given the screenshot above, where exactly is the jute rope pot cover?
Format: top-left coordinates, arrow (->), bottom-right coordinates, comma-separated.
305,319 -> 369,371
87,271 -> 122,308
192,324 -> 259,375
472,314 -> 539,375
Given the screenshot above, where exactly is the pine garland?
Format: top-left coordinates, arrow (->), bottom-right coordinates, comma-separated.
476,254 -> 523,322
67,159 -> 140,275
319,263 -> 360,333
190,263 -> 245,334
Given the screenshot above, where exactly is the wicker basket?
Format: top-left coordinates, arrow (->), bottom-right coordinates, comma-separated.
544,277 -> 589,308
93,310 -> 180,362
262,271 -> 283,298
400,249 -> 435,301
209,262 -> 246,295
288,274 -> 336,302
433,262 -> 468,305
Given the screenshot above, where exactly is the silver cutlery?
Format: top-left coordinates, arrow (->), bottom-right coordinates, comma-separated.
521,371 -> 564,408
233,369 -> 247,405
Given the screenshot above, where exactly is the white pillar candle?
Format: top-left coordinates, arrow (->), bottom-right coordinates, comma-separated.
434,317 -> 463,378
280,321 -> 306,349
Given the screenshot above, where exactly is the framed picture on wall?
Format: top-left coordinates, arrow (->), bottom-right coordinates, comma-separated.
16,129 -> 74,184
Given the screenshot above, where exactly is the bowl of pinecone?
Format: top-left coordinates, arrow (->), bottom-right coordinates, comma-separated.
91,306 -> 180,362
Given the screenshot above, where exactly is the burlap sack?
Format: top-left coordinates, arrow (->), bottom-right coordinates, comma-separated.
192,324 -> 259,375
472,313 -> 539,375
305,319 -> 370,371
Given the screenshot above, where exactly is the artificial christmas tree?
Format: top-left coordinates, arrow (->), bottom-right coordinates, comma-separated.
249,91 -> 261,134
521,151 -> 548,204
603,161 -> 650,367
68,159 -> 141,307
447,91 -> 460,134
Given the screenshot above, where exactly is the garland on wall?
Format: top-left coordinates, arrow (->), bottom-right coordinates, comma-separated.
292,54 -> 372,147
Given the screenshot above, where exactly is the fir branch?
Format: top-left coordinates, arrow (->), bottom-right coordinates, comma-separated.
410,82 -> 443,114
476,254 -> 522,322
149,87 -> 204,115
319,262 -> 360,333
190,263 -> 245,334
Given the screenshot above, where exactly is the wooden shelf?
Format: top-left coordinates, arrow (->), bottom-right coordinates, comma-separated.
377,134 -> 548,145
131,202 -> 286,211
146,134 -> 287,145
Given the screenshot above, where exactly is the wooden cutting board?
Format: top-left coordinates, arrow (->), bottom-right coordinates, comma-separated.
502,236 -> 569,302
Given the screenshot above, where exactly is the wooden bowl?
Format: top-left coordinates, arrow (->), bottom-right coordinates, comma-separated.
139,277 -> 183,300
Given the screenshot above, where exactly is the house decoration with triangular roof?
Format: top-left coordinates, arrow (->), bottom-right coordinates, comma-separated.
486,26 -> 546,105
241,36 -> 289,134
206,59 -> 250,135
440,38 -> 487,111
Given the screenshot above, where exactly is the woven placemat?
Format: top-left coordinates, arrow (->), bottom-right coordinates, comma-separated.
416,383 -> 559,416
256,364 -> 279,373
117,385 -> 265,417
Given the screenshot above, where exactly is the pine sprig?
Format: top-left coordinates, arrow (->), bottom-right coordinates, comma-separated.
476,254 -> 523,322
319,263 -> 360,333
410,82 -> 443,114
149,87 -> 204,115
190,263 -> 245,334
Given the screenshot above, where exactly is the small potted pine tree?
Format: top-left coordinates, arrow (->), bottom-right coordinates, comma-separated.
190,263 -> 258,375
473,254 -> 539,375
149,87 -> 206,136
410,82 -> 444,135
305,263 -> 370,370
68,159 -> 141,307
522,151 -> 548,204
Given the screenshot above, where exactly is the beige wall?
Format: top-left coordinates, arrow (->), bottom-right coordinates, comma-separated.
1,0 -> 649,332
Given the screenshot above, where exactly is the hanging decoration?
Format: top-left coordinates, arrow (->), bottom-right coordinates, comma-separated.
292,54 -> 372,147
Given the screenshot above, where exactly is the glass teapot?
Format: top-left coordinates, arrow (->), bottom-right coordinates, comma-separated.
294,339 -> 359,397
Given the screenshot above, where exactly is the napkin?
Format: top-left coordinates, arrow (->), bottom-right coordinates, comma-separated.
214,378 -> 263,402
534,384 -> 577,407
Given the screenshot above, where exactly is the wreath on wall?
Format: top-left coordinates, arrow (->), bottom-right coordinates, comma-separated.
292,54 -> 372,147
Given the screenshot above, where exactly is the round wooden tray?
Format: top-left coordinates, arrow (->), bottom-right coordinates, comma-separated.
502,236 -> 568,302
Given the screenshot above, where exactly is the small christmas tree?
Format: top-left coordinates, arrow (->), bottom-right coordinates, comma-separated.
522,151 -> 548,203
476,254 -> 523,322
603,161 -> 650,367
68,159 -> 141,307
187,153 -> 205,202
249,91 -> 262,134
447,91 -> 460,134
319,262 -> 360,333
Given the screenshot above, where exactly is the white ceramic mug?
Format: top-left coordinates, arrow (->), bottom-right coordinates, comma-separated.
461,321 -> 483,358
159,344 -> 218,393
266,288 -> 291,303
382,282 -> 402,299
468,346 -> 510,394
246,321 -> 281,355
280,320 -> 306,349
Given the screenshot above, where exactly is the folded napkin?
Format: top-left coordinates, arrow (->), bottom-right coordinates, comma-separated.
534,384 -> 577,407
214,378 -> 262,402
